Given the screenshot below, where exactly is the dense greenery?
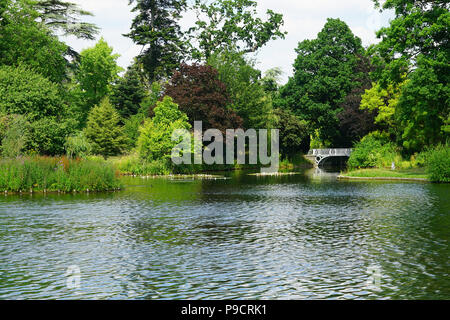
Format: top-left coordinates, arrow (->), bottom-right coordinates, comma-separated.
0,0 -> 448,183
0,156 -> 121,192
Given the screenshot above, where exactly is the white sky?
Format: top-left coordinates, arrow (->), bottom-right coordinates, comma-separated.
64,0 -> 393,84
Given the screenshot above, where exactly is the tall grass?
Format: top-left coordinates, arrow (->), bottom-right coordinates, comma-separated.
0,156 -> 121,192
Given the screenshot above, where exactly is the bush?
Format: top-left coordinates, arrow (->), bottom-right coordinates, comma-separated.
426,145 -> 450,183
348,133 -> 398,169
0,65 -> 63,120
65,132 -> 92,159
0,157 -> 121,192
137,96 -> 191,165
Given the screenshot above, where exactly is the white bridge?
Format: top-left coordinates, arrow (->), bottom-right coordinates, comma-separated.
306,149 -> 352,167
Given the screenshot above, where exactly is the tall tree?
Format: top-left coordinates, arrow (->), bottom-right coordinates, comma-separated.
76,38 -> 122,112
372,0 -> 449,152
208,50 -> 272,129
0,0 -> 68,82
277,18 -> 365,146
337,55 -> 378,146
125,0 -> 187,81
33,0 -> 99,40
110,63 -> 148,118
189,0 -> 286,59
164,63 -> 243,133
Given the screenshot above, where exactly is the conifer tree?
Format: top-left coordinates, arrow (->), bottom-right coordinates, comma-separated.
85,98 -> 128,158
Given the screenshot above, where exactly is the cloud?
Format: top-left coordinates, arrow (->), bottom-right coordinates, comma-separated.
66,0 -> 393,83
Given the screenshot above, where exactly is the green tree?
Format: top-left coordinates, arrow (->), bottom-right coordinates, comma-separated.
273,108 -> 310,159
137,96 -> 191,163
76,38 -> 122,114
34,0 -> 99,40
0,64 -> 63,120
110,63 -> 148,118
85,98 -> 128,158
126,0 -> 187,81
189,0 -> 286,60
277,18 -> 365,146
372,0 -> 449,151
208,50 -> 272,129
0,0 -> 68,82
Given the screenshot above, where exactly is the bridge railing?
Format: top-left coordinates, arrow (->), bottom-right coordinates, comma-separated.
307,148 -> 352,157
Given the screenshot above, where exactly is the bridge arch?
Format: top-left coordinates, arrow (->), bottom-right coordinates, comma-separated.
306,149 -> 352,167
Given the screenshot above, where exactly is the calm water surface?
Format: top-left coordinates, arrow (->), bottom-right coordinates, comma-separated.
0,169 -> 449,299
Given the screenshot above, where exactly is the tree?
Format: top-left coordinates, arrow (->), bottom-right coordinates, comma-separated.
84,98 -> 128,158
110,63 -> 148,118
125,0 -> 187,81
76,38 -> 122,111
34,0 -> 99,40
0,65 -> 77,155
164,63 -> 243,133
208,50 -> 272,129
189,0 -> 286,59
137,96 -> 191,163
371,0 -> 449,152
0,0 -> 68,82
277,18 -> 365,146
337,55 -> 378,146
0,65 -> 62,120
273,108 -> 310,159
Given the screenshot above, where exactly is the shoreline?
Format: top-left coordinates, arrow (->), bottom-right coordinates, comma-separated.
337,175 -> 429,182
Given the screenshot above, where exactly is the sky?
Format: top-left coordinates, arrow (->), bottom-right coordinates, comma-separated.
65,0 -> 393,84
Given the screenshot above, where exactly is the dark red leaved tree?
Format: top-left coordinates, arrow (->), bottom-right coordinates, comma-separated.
164,63 -> 243,133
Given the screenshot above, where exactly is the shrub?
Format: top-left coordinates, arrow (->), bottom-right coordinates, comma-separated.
65,132 -> 92,159
348,133 -> 397,169
426,145 -> 450,183
137,96 -> 191,165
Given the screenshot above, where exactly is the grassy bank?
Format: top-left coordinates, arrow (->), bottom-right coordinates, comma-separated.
0,156 -> 121,193
341,168 -> 428,180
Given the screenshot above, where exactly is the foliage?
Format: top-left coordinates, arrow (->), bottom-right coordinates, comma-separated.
123,82 -> 162,149
189,0 -> 286,59
262,67 -> 283,96
372,0 -> 449,152
164,63 -> 243,132
208,50 -> 272,129
126,0 -> 187,81
395,56 -> 449,152
33,0 -> 99,40
273,108 -> 310,159
76,38 -> 122,110
0,114 -> 29,158
0,0 -> 68,82
0,156 -> 121,192
137,96 -> 191,164
85,98 -> 128,158
337,55 -> 378,146
27,116 -> 77,155
110,63 -> 148,118
425,144 -> 450,182
65,131 -> 92,159
347,133 -> 398,169
0,65 -> 63,120
278,18 -> 365,145
360,81 -> 404,129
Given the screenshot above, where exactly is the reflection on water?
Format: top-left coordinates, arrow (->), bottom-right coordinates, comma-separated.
0,170 -> 449,299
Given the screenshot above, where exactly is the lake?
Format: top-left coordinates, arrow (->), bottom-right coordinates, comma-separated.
0,169 -> 449,299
